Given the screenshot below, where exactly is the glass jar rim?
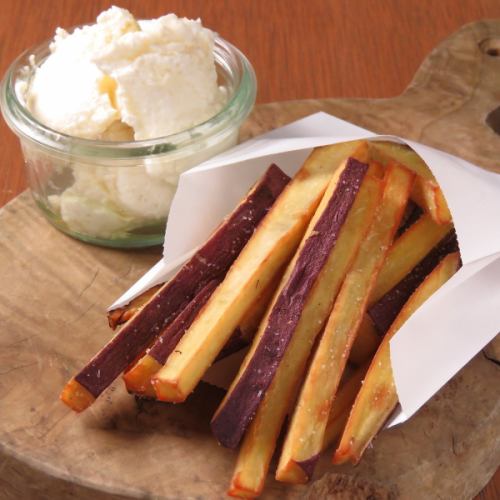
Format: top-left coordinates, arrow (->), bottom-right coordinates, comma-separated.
1,35 -> 257,159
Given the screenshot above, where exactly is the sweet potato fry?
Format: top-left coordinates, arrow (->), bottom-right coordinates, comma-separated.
211,156 -> 378,449
350,212 -> 454,366
276,162 -> 414,484
151,140 -> 369,403
333,252 -> 460,465
368,230 -> 458,334
396,201 -> 422,238
370,213 -> 452,306
369,140 -> 451,225
123,272 -> 280,397
322,363 -> 369,451
227,387 -> 298,498
122,279 -> 221,397
411,176 -> 452,224
224,169 -> 383,497
349,223 -> 456,366
348,315 -> 381,366
369,141 -> 434,180
107,285 -> 162,330
367,160 -> 384,179
60,165 -> 290,412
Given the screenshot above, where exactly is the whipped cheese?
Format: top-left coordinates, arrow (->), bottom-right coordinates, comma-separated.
22,7 -> 229,239
26,6 -> 226,140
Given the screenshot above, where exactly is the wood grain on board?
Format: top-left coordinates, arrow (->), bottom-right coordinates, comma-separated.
0,14 -> 499,500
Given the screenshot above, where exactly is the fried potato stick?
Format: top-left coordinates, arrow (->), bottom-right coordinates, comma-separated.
152,141 -> 368,403
333,252 -> 460,465
107,285 -> 162,330
349,214 -> 453,366
369,141 -> 451,224
226,168 -> 382,498
123,274 -> 279,397
276,162 -> 414,484
60,164 -> 290,412
322,363 -> 369,451
370,213 -> 452,305
348,315 -> 381,366
411,177 -> 452,224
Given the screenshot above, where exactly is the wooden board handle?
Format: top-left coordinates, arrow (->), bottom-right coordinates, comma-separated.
244,20 -> 500,173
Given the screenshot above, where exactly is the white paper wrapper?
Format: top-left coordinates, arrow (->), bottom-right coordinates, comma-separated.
110,112 -> 500,424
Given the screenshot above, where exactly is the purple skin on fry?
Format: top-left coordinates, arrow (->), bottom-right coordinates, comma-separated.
148,279 -> 221,364
396,201 -> 422,238
147,278 -> 250,365
296,453 -> 321,481
210,158 -> 369,449
74,165 -> 291,398
368,230 -> 459,335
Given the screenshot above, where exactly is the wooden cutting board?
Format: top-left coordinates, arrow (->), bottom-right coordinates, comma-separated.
1,20 -> 499,500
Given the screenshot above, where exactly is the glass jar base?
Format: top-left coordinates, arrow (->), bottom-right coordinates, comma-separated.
36,200 -> 165,248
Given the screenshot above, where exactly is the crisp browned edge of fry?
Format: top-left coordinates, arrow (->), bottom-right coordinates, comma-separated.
332,251 -> 461,465
369,140 -> 451,225
367,160 -> 384,178
107,285 -> 163,330
369,141 -> 434,180
322,363 -> 369,451
369,213 -> 452,306
226,162 -> 383,495
411,177 -> 452,225
122,354 -> 162,398
434,183 -> 452,223
276,162 -> 415,484
228,477 -> 262,499
151,141 -> 368,404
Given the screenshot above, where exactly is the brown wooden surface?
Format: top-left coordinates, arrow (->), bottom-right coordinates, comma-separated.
0,2 -> 499,499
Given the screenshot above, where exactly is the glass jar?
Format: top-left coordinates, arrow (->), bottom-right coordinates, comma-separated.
1,36 -> 256,248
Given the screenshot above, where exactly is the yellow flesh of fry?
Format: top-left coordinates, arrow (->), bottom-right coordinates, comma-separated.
123,272 -> 279,397
322,363 -> 369,451
369,141 -> 451,225
333,252 -> 460,465
411,177 -> 452,224
227,169 -> 383,496
152,141 -> 367,402
349,213 -> 452,367
276,163 -> 414,483
369,141 -> 434,180
216,142 -> 370,408
370,214 -> 452,306
435,187 -> 452,224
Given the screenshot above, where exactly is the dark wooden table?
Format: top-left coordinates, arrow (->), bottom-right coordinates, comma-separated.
1,1 -> 499,498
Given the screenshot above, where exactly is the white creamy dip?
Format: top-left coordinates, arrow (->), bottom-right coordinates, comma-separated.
21,6 -> 229,239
